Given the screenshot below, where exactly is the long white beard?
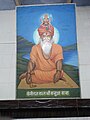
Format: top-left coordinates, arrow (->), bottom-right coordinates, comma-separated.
40,38 -> 53,55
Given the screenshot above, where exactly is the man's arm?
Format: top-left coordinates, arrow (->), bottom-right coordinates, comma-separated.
27,60 -> 36,73
56,60 -> 62,72
26,60 -> 36,84
53,60 -> 63,83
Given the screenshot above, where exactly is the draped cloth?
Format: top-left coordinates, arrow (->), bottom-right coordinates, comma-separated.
30,44 -> 63,84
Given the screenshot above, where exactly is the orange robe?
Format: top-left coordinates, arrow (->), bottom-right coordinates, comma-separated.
30,44 -> 63,84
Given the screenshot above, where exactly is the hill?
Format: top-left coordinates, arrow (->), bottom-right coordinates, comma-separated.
63,43 -> 77,51
17,36 -> 80,86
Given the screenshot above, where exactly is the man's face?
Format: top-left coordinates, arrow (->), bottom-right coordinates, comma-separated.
41,32 -> 52,42
43,18 -> 49,26
40,32 -> 53,55
43,14 -> 50,26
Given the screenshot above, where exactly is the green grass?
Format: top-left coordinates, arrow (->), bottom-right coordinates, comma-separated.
63,64 -> 79,86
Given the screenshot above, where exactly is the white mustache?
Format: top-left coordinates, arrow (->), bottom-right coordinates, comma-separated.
40,40 -> 53,55
43,37 -> 51,41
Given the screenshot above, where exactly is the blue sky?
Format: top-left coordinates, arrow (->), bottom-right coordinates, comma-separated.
16,4 -> 77,47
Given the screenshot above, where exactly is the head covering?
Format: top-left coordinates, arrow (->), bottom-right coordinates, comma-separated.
38,24 -> 54,37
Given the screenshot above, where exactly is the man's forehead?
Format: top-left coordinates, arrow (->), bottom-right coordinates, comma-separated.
44,14 -> 49,18
43,32 -> 51,36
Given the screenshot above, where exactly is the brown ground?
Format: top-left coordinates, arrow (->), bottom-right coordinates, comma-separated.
18,72 -> 79,89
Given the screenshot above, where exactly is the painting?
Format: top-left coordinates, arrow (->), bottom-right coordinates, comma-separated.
16,3 -> 81,99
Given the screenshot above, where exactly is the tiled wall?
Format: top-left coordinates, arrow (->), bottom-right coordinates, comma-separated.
76,7 -> 90,98
0,10 -> 16,100
0,7 -> 90,100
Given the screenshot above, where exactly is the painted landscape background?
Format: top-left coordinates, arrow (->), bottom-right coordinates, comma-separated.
16,4 -> 80,98
17,36 -> 80,88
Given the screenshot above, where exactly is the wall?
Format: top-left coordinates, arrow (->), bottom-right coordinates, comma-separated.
0,0 -> 15,10
0,6 -> 90,100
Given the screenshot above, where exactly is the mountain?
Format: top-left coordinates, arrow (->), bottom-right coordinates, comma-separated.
17,36 -> 34,85
16,36 -> 79,86
63,43 -> 77,51
17,36 -> 34,56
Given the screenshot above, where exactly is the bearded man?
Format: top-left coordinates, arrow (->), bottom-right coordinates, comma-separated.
19,28 -> 64,85
19,14 -> 64,84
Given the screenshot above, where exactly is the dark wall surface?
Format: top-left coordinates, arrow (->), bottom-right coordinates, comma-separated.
0,0 -> 90,10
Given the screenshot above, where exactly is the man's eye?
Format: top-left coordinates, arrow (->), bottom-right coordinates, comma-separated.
48,36 -> 50,38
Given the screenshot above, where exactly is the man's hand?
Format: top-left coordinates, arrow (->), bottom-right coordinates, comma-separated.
53,60 -> 63,83
26,60 -> 35,84
26,72 -> 32,84
53,71 -> 62,83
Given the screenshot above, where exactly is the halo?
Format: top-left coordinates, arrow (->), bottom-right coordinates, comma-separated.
33,27 -> 59,44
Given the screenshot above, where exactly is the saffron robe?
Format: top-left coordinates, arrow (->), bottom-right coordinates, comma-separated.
30,43 -> 63,84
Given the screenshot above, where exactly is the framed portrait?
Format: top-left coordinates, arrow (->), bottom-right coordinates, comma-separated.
16,3 -> 81,99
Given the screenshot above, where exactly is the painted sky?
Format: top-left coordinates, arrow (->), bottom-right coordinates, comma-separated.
16,4 -> 77,47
